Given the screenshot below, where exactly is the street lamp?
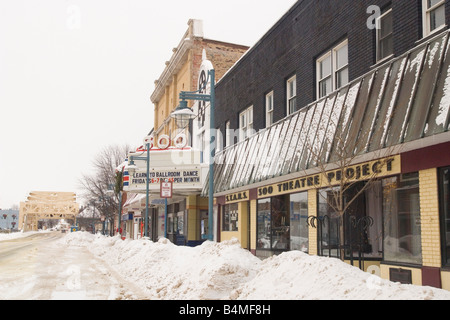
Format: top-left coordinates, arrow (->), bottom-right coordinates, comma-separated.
127,135 -> 153,238
171,100 -> 197,129
171,69 -> 215,241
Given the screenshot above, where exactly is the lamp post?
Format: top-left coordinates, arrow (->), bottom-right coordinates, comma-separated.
171,69 -> 215,241
127,135 -> 153,238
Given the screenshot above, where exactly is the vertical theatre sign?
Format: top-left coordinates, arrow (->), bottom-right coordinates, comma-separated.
193,49 -> 214,153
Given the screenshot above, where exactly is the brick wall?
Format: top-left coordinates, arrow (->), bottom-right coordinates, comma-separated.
419,169 -> 442,268
215,0 -> 450,141
308,189 -> 317,256
250,199 -> 257,253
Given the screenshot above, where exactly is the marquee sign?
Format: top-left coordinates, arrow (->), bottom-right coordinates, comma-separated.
127,167 -> 202,192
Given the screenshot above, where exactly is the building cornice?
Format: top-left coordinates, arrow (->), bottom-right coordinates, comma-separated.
150,37 -> 194,104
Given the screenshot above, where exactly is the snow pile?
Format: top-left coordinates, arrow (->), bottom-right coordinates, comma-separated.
60,232 -> 450,300
231,251 -> 448,300
61,232 -> 260,300
0,230 -> 44,241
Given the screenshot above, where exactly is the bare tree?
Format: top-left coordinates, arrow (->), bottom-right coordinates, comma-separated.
79,144 -> 130,235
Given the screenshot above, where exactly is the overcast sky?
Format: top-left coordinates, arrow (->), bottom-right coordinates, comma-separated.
0,0 -> 297,209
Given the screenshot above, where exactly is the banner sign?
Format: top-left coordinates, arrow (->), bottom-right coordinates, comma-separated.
127,167 -> 202,192
257,155 -> 401,198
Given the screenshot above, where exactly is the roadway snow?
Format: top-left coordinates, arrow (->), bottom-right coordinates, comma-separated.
58,231 -> 450,300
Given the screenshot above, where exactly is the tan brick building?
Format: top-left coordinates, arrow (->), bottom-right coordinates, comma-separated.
151,19 -> 248,142
127,19 -> 249,245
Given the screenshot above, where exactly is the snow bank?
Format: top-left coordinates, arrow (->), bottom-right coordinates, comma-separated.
0,230 -> 46,241
60,232 -> 260,300
231,251 -> 449,300
60,232 -> 450,300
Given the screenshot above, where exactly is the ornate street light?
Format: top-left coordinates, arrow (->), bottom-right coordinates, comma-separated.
171,69 -> 216,241
171,100 -> 197,129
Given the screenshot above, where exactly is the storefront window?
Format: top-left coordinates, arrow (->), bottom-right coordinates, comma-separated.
272,196 -> 290,250
383,173 -> 422,265
177,211 -> 185,235
168,214 -> 174,234
440,167 -> 450,267
343,181 -> 383,260
257,195 -> 290,252
257,198 -> 271,249
157,206 -> 165,240
222,203 -> 239,232
318,187 -> 341,258
290,192 -> 309,253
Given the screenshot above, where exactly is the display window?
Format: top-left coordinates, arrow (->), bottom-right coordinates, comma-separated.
317,181 -> 384,261
257,195 -> 290,252
317,187 -> 341,258
343,181 -> 383,260
290,192 -> 309,253
222,203 -> 239,232
383,173 -> 422,265
257,192 -> 308,255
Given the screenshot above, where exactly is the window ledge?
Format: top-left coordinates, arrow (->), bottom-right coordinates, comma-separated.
370,54 -> 395,70
417,25 -> 448,46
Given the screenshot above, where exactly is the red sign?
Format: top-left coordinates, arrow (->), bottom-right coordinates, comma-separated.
160,180 -> 173,198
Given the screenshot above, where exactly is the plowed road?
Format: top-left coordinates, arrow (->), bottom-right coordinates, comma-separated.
0,232 -> 148,300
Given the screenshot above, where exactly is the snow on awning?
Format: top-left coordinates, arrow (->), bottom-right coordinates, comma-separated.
208,30 -> 450,195
122,193 -> 146,209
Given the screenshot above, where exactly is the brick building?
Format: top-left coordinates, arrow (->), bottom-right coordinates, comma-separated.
151,19 -> 248,142
215,0 -> 450,138
122,19 -> 248,244
211,0 -> 450,290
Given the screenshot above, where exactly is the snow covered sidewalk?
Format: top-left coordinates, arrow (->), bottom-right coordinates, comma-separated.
60,232 -> 450,300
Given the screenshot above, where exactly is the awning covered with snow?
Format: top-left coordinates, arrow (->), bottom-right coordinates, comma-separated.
208,30 -> 450,195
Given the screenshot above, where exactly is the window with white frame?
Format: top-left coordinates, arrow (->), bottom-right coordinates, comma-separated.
423,0 -> 446,37
266,91 -> 274,127
287,76 -> 297,115
239,106 -> 253,141
376,9 -> 393,62
317,40 -> 349,99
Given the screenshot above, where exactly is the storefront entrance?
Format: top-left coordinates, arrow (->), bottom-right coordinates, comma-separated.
312,173 -> 422,271
256,192 -> 309,258
314,182 -> 383,268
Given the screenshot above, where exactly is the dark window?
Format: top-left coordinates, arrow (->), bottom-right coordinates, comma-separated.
222,203 -> 239,232
257,195 -> 290,252
377,9 -> 394,61
440,167 -> 450,267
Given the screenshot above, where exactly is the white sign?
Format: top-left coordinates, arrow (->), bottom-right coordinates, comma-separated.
160,180 -> 173,199
127,167 -> 202,192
